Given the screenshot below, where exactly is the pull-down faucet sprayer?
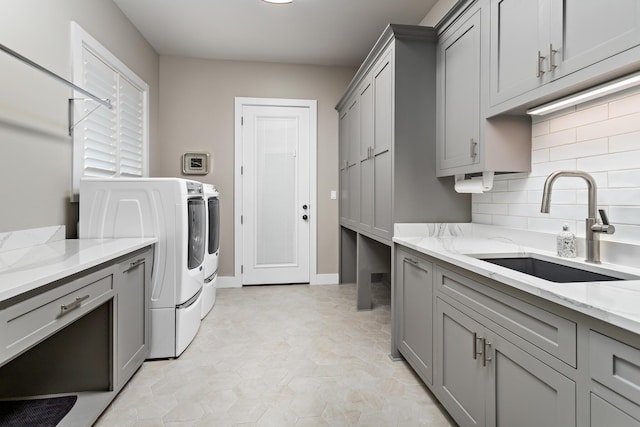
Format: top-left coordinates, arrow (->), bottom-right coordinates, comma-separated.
541,170 -> 615,263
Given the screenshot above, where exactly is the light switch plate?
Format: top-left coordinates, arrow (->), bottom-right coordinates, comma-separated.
330,190 -> 337,200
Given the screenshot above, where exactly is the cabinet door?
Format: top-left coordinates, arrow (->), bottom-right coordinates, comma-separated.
359,78 -> 374,232
116,250 -> 151,387
485,331 -> 576,427
398,252 -> 434,385
591,393 -> 640,427
338,109 -> 349,224
490,0 -> 551,105
438,9 -> 482,173
372,49 -> 393,239
554,0 -> 640,79
347,97 -> 360,226
435,298 -> 486,427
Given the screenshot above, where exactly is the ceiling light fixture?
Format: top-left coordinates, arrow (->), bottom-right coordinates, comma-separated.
527,71 -> 640,116
262,0 -> 293,4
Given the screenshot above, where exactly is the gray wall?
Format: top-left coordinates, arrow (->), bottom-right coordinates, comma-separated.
158,56 -> 356,277
0,0 -> 159,237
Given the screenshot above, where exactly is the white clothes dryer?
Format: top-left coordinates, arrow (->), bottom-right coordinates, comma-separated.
79,177 -> 206,358
201,183 -> 219,319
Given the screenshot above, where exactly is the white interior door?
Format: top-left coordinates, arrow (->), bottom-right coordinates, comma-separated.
241,104 -> 311,285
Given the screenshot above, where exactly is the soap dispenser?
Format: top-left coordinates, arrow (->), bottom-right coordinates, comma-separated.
557,223 -> 576,258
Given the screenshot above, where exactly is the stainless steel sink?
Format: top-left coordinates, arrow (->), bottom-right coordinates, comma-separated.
472,253 -> 637,283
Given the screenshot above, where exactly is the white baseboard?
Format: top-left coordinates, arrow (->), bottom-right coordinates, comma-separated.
217,274 -> 339,287
216,276 -> 242,288
310,274 -> 339,285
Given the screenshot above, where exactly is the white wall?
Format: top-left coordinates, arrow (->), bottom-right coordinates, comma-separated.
0,0 -> 159,237
473,87 -> 640,244
158,56 -> 356,277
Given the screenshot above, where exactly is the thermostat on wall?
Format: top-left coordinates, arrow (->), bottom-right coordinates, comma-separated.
182,152 -> 210,175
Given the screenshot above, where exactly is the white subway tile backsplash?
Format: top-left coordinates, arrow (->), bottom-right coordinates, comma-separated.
492,215 -> 528,229
508,204 -> 542,217
597,188 -> 640,205
532,121 -> 550,137
609,92 -> 640,118
474,203 -> 508,215
530,159 -> 577,177
528,189 -> 576,204
549,104 -> 608,133
472,213 -> 492,224
532,128 -> 576,150
609,170 -> 640,188
549,139 -> 608,161
472,87 -> 640,244
576,112 -> 640,141
609,131 -> 640,153
577,150 -> 640,172
531,149 -> 550,164
609,206 -> 640,225
493,191 -> 528,204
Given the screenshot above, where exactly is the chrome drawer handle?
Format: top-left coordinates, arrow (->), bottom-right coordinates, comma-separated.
483,339 -> 492,367
124,258 -> 144,273
404,257 -> 419,265
473,332 -> 483,360
60,294 -> 90,314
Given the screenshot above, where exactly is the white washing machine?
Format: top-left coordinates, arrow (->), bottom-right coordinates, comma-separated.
79,177 -> 206,358
201,183 -> 220,319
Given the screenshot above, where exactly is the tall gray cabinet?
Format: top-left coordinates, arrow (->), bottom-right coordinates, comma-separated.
337,24 -> 470,310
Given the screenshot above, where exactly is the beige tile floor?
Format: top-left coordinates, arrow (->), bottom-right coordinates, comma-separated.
95,283 -> 455,426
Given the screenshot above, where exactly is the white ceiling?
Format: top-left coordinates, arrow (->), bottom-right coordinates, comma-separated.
113,0 -> 438,67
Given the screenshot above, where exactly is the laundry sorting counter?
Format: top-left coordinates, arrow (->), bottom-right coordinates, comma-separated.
0,226 -> 156,426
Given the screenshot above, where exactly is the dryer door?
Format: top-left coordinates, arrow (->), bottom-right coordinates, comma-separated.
187,198 -> 206,270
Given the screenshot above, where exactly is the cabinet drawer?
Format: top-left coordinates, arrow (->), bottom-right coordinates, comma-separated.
590,330 -> 640,404
1,272 -> 113,361
436,266 -> 577,367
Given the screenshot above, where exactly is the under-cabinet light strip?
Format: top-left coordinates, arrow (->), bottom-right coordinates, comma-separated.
527,71 -> 640,116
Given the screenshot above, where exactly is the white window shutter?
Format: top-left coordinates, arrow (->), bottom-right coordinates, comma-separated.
72,22 -> 149,195
81,48 -> 118,177
118,77 -> 144,177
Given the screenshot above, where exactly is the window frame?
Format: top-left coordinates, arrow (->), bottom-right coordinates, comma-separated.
70,21 -> 149,197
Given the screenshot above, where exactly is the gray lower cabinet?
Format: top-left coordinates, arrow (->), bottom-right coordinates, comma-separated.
115,248 -> 152,388
435,297 -> 576,427
395,248 -> 434,385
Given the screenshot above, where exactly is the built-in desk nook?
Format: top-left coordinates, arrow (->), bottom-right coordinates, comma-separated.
0,226 -> 155,426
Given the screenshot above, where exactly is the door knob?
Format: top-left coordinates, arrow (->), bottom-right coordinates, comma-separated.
302,214 -> 308,220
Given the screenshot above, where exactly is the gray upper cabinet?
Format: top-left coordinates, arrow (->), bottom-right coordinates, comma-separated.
437,8 -> 482,174
490,0 -> 550,106
489,0 -> 640,112
436,1 -> 531,177
371,48 -> 393,239
558,0 -> 640,78
358,77 -> 374,233
338,95 -> 360,228
337,24 -> 470,244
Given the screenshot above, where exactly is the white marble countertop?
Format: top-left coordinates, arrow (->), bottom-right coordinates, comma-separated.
0,238 -> 157,303
393,223 -> 640,336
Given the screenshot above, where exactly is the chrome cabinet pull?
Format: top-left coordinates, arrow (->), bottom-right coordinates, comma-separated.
124,258 -> 144,273
548,44 -> 558,72
60,294 -> 90,314
473,332 -> 483,360
470,139 -> 478,159
404,257 -> 419,265
483,339 -> 492,367
536,50 -> 546,78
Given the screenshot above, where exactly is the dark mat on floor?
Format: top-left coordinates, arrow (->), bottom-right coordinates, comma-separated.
0,395 -> 77,427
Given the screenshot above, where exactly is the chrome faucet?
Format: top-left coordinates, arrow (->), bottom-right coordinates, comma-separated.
541,170 -> 615,264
